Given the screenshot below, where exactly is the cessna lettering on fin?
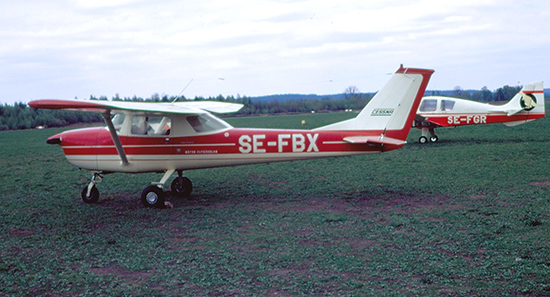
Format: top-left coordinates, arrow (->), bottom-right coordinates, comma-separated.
371,108 -> 394,116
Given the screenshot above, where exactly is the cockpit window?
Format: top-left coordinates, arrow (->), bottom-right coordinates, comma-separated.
187,114 -> 229,133
131,115 -> 171,136
419,99 -> 437,112
441,100 -> 455,111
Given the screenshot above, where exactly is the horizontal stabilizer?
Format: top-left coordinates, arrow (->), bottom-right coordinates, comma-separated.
344,135 -> 406,146
502,119 -> 535,127
503,102 -> 545,116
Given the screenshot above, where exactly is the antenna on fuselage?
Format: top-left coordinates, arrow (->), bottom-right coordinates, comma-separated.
172,79 -> 194,103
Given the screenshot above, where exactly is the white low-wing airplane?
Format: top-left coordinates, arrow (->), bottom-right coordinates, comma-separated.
29,65 -> 434,208
414,82 -> 545,143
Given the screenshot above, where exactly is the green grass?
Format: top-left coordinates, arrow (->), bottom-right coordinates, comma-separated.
1,110 -> 550,296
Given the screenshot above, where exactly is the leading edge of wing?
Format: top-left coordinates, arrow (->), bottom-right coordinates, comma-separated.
28,99 -> 244,114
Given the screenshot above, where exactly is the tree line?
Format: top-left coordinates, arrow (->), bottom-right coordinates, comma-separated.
0,84 -> 534,131
0,102 -> 102,131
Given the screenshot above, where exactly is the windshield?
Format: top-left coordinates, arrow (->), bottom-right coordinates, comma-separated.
419,99 -> 437,112
187,114 -> 230,133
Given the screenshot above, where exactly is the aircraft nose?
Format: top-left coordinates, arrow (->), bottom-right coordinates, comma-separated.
46,133 -> 62,145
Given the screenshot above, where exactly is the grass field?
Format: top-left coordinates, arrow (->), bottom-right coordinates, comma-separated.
1,110 -> 549,296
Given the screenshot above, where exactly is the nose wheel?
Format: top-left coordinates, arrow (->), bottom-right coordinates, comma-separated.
82,172 -> 102,204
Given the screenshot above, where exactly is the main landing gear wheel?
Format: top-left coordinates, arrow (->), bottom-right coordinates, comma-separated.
430,135 -> 439,143
141,186 -> 166,208
171,176 -> 192,197
81,185 -> 99,204
419,136 -> 428,144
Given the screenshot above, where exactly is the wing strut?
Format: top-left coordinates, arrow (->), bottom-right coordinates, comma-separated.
102,112 -> 129,166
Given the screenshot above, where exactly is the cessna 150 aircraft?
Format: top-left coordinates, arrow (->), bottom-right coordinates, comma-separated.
29,65 -> 433,208
414,82 -> 545,143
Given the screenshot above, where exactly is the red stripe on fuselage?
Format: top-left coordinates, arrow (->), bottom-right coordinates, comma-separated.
418,112 -> 544,127
58,127 -> 402,157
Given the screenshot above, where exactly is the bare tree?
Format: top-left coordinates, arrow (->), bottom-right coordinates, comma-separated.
344,85 -> 360,100
453,86 -> 464,98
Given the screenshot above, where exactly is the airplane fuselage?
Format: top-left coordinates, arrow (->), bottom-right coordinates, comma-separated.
416,93 -> 545,129
51,126 -> 398,173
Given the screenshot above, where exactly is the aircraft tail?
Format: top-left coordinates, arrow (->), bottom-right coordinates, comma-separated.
495,82 -> 545,127
315,65 -> 434,142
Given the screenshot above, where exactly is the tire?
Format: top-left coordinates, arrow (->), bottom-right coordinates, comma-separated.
419,136 -> 428,144
81,185 -> 100,204
171,177 -> 192,197
141,186 -> 165,208
430,136 -> 438,143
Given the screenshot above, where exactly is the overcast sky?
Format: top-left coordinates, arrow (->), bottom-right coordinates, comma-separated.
1,0 -> 548,104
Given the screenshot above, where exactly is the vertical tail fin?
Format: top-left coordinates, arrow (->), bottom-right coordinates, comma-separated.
315,65 -> 434,141
497,82 -> 545,127
499,82 -> 545,116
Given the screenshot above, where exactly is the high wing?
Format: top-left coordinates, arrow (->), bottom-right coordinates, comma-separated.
28,99 -> 244,115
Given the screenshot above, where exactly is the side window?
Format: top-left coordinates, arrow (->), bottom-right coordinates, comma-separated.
149,116 -> 171,135
112,113 -> 126,131
131,116 -> 149,135
441,100 -> 455,111
419,99 -> 437,112
131,116 -> 171,136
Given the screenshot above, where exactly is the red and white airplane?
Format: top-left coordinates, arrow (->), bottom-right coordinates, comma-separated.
414,82 -> 545,143
29,65 -> 433,208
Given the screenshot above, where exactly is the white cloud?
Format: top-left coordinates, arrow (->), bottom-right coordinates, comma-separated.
0,0 -> 548,103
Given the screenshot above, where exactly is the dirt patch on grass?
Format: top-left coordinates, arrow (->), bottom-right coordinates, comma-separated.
93,192 -> 143,211
89,265 -> 152,280
336,193 -> 458,220
9,229 -> 34,237
530,180 -> 550,187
